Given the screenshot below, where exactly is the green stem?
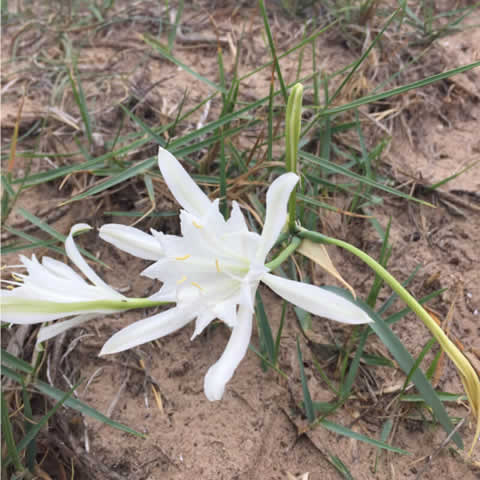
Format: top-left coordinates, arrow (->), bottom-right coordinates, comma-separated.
296,226 -> 480,431
3,298 -> 171,315
266,236 -> 302,271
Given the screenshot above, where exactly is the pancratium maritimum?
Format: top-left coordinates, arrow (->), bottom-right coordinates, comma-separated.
99,148 -> 373,401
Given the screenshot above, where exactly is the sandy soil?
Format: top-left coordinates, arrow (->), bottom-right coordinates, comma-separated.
2,2 -> 480,479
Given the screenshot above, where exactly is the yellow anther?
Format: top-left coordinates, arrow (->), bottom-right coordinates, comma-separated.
191,282 -> 203,291
7,285 -> 14,290
176,275 -> 187,285
192,221 -> 203,229
12,273 -> 23,282
175,254 -> 191,261
215,259 -> 221,273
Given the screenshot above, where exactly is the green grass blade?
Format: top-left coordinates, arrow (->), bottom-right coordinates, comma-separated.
316,61 -> 480,117
22,385 -> 36,470
143,34 -> 226,93
297,337 -> 315,423
340,328 -> 368,399
300,151 -> 433,206
255,290 -> 275,367
320,419 -> 409,454
1,226 -> 64,256
258,0 -> 288,102
16,208 -> 107,267
15,381 -> 81,455
1,351 -> 144,438
361,299 -> 462,448
68,67 -> 93,147
1,390 -> 23,473
119,104 -> 166,146
328,454 -> 355,480
328,8 -> 401,106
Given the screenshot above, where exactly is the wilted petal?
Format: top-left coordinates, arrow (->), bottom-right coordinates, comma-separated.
262,273 -> 372,325
203,304 -> 253,401
100,306 -> 196,355
255,173 -> 299,263
37,314 -> 97,343
158,147 -> 211,218
99,224 -> 164,260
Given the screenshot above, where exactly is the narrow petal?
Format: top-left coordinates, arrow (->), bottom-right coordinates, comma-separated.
255,173 -> 299,263
100,306 -> 195,355
42,257 -> 85,282
99,224 -> 164,260
226,201 -> 248,233
191,311 -> 215,340
203,304 -> 253,401
37,314 -> 97,343
158,147 -> 211,218
66,224 -> 120,295
262,273 -> 372,325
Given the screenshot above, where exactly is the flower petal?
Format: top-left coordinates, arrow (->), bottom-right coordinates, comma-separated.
255,173 -> 299,263
37,314 -> 97,343
203,304 -> 253,401
158,147 -> 211,218
100,306 -> 195,355
66,224 -> 121,296
226,201 -> 248,233
262,273 -> 372,325
99,224 -> 164,260
191,311 -> 215,340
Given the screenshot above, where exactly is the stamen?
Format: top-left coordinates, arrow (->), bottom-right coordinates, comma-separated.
191,282 -> 204,291
192,221 -> 203,229
11,273 -> 24,282
177,275 -> 187,285
215,259 -> 221,273
175,254 -> 191,261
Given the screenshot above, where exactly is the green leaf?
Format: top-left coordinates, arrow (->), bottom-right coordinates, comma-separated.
1,351 -> 144,438
320,287 -> 463,449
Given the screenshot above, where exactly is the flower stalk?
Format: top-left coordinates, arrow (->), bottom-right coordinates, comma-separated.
265,236 -> 302,271
297,225 -> 480,454
285,83 -> 303,234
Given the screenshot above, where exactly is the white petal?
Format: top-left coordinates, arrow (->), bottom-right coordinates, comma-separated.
203,304 -> 253,401
191,311 -> 215,340
255,173 -> 299,262
99,224 -> 164,260
226,201 -> 248,232
37,314 -> 97,343
100,306 -> 195,355
42,257 -> 85,282
158,147 -> 211,218
212,301 -> 237,328
262,273 -> 372,325
66,224 -> 119,295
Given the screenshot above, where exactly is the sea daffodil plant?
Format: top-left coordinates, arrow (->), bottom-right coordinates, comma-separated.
99,147 -> 373,400
1,82 -> 478,454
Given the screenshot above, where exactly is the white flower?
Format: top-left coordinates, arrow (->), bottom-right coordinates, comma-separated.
2,224 -> 135,343
99,148 -> 373,401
